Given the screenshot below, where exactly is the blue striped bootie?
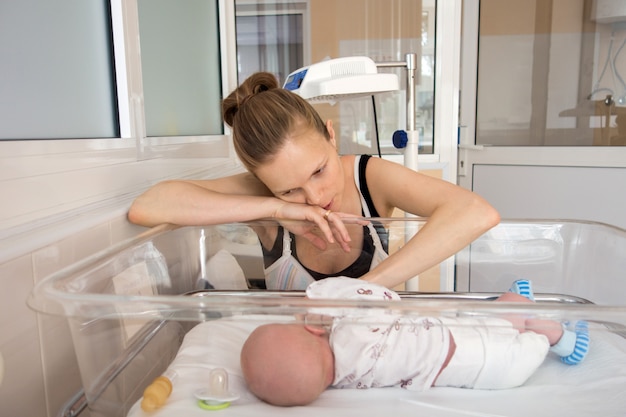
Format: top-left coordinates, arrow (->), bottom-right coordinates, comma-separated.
552,321 -> 590,365
509,279 -> 590,365
509,279 -> 535,301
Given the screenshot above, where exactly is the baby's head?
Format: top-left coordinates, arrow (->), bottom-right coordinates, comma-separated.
240,323 -> 335,406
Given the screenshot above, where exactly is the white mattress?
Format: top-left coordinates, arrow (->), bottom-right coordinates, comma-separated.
128,315 -> 626,417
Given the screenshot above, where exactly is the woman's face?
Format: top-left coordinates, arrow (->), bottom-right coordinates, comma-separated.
255,121 -> 344,211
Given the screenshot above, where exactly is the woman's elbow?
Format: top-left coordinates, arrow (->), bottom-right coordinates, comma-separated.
127,198 -> 152,227
476,196 -> 501,231
127,185 -> 166,227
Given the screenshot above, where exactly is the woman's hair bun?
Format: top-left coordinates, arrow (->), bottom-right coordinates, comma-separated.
222,72 -> 280,127
249,72 -> 279,93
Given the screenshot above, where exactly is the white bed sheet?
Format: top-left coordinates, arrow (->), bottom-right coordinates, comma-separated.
127,315 -> 626,417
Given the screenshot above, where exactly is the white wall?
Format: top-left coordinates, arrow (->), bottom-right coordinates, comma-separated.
0,213 -> 142,417
0,155 -> 243,416
473,164 -> 626,230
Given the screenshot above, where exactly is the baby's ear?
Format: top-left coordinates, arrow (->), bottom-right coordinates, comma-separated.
304,324 -> 327,336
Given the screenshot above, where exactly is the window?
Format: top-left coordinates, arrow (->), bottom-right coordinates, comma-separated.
476,0 -> 626,146
138,0 -> 223,137
0,0 -> 224,141
0,0 -> 117,140
235,1 -> 306,83
234,0 -> 437,155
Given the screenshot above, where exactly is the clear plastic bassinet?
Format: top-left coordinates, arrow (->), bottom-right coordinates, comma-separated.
27,219 -> 626,417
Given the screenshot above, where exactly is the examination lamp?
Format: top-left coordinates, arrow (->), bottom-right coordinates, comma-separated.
283,56 -> 400,102
283,54 -> 419,173
284,54 -> 421,290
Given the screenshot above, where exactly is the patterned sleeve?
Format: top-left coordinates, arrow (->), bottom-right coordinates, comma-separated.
306,277 -> 400,301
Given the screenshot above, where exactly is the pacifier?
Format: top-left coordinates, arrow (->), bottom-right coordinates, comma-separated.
194,368 -> 239,410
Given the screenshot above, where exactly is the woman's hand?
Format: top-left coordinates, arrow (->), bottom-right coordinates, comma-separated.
274,203 -> 368,253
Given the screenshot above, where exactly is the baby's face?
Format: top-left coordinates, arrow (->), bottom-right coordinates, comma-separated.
301,324 -> 335,387
278,324 -> 335,405
303,325 -> 335,388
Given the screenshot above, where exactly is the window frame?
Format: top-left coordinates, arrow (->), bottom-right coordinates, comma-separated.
115,0 -> 236,150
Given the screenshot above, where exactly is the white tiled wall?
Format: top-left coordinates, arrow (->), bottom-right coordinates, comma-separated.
0,148 -> 243,416
0,213 -> 148,417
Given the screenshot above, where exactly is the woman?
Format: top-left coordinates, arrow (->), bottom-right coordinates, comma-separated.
128,72 -> 500,289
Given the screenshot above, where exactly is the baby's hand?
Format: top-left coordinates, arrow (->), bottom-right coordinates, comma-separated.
303,313 -> 334,329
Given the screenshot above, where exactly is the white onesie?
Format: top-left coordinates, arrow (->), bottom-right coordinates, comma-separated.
306,278 -> 550,391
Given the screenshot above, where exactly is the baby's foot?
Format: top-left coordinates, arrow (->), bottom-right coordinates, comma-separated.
509,279 -> 590,364
509,279 -> 534,301
550,321 -> 590,365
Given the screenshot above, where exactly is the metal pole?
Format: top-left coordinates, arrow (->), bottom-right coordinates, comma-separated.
376,53 -> 420,290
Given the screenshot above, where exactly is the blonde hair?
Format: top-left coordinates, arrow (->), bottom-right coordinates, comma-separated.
221,72 -> 330,172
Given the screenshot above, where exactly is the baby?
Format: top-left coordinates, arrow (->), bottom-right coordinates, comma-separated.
240,278 -> 589,406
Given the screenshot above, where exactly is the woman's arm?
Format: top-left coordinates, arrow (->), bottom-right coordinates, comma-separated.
128,173 -> 353,250
360,157 -> 500,288
128,173 -> 278,227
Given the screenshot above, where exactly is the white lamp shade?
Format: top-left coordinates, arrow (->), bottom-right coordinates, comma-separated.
283,56 -> 399,102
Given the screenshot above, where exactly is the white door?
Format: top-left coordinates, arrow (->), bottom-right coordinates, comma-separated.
456,1 -> 626,291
